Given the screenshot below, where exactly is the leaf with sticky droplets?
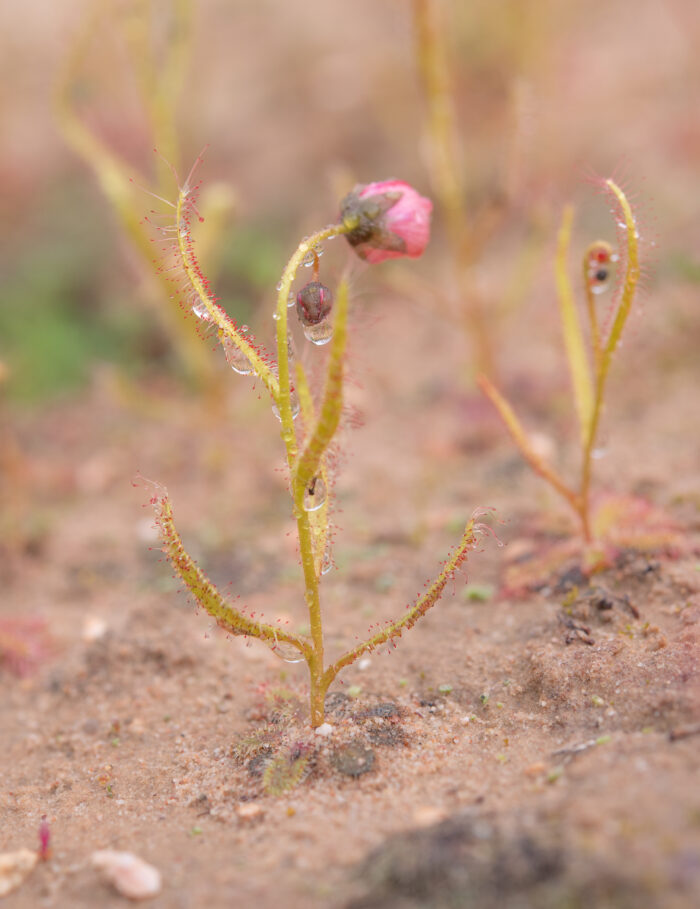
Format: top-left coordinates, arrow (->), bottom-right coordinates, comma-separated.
148,483 -> 309,660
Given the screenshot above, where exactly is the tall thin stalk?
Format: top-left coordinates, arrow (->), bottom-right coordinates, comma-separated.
479,180 -> 640,545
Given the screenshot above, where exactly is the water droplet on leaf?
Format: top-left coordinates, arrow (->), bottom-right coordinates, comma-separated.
271,641 -> 305,663
192,299 -> 212,321
221,335 -> 253,375
321,540 -> 333,575
303,476 -> 327,512
272,389 -> 300,421
303,318 -> 333,345
588,266 -> 611,295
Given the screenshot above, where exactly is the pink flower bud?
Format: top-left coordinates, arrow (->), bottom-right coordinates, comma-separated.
340,180 -> 432,264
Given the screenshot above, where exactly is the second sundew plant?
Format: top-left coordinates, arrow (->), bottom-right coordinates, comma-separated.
478,179 -> 640,549
146,164 -> 490,727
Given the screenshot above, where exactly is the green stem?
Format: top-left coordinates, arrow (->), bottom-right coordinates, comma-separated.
579,181 -> 639,545
274,225 -> 344,448
274,225 -> 349,725
579,387 -> 602,544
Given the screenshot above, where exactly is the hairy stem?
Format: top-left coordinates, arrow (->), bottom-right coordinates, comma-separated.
580,181 -> 640,542
322,518 -> 481,691
273,227 -> 348,725
175,189 -> 278,399
582,253 -> 603,377
274,225 -> 345,448
477,374 -> 581,518
154,488 -> 310,658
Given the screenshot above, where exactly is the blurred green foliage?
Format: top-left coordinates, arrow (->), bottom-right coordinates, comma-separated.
669,251 -> 700,284
218,219 -> 288,296
0,180 -> 291,406
0,182 -> 144,405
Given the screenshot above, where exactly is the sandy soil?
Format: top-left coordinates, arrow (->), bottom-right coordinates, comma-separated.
1,286 -> 698,908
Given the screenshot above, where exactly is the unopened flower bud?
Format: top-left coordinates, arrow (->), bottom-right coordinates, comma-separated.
296,281 -> 333,326
340,180 -> 432,264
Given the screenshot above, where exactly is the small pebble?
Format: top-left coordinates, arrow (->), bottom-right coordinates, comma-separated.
330,739 -> 375,777
236,803 -> 264,821
91,850 -> 161,900
0,849 -> 38,898
83,616 -> 108,642
315,722 -> 334,737
412,806 -> 447,827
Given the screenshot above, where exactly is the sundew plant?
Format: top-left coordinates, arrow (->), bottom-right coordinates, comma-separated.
144,160 -> 490,727
478,179 -> 641,549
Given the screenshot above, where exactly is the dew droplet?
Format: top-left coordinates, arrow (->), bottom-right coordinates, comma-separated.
221,335 -> 253,375
303,476 -> 327,512
321,539 -> 333,575
271,640 -> 305,663
303,318 -> 333,345
276,281 -> 283,292
587,266 -> 611,295
192,299 -> 212,321
272,389 -> 300,421
272,311 -> 281,321
302,250 -> 316,267
287,290 -> 296,308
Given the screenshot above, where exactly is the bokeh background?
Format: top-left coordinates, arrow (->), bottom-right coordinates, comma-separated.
2,0 -> 699,406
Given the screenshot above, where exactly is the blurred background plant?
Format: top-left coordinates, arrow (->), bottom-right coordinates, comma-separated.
3,0 -> 699,408
477,180 -> 690,589
480,181 -> 641,546
55,0 -> 235,392
411,0 -> 552,380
